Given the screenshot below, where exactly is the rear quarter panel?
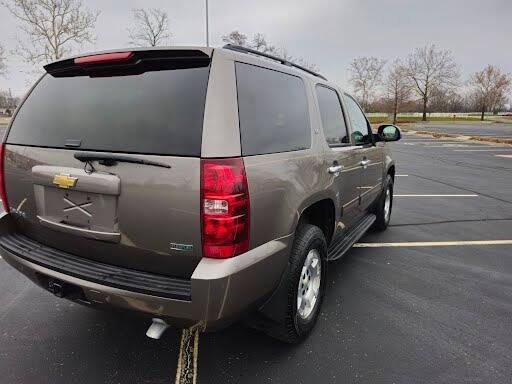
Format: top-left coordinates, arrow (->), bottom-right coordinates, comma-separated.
244,149 -> 337,248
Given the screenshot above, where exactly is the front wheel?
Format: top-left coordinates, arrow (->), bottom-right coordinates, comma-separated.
373,174 -> 394,231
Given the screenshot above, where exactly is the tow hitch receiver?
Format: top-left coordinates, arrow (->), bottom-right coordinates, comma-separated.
46,278 -> 83,300
48,279 -> 66,297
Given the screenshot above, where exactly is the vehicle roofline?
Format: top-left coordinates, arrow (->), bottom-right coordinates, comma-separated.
43,45 -> 347,96
45,46 -> 214,66
215,47 -> 336,85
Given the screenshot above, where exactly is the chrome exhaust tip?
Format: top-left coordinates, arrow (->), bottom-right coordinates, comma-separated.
146,318 -> 170,340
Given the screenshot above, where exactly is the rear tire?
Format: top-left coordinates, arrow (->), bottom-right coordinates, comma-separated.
373,174 -> 393,231
262,224 -> 327,343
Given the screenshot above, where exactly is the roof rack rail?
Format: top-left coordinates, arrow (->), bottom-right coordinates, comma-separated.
223,44 -> 327,81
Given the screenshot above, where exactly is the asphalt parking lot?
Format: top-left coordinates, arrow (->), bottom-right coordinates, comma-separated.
1,132 -> 512,383
412,122 -> 512,138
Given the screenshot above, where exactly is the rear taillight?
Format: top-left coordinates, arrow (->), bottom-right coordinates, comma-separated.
201,158 -> 250,259
0,144 -> 9,212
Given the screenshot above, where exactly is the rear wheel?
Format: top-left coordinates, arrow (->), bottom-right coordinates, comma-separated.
373,174 -> 393,231
263,224 -> 327,343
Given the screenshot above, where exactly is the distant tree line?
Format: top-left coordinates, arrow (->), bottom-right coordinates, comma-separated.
0,90 -> 20,114
348,45 -> 511,122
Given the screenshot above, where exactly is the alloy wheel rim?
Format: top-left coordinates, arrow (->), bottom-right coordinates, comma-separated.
297,249 -> 322,321
384,186 -> 391,222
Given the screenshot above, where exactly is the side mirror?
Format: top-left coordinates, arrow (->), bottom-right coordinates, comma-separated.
377,124 -> 401,142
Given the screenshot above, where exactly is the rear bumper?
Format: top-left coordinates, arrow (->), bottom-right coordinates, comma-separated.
0,229 -> 290,330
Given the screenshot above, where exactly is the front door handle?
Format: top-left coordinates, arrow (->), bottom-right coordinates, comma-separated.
328,165 -> 344,174
360,159 -> 371,168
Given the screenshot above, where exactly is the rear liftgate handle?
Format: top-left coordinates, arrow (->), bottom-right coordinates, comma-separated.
37,216 -> 121,243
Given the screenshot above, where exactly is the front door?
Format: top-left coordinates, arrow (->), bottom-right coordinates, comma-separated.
343,95 -> 383,213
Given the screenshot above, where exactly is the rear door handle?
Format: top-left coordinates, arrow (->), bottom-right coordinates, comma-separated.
328,165 -> 344,174
360,159 -> 371,168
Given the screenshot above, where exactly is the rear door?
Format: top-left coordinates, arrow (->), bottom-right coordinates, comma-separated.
3,50 -> 211,279
315,85 -> 362,231
343,94 -> 383,212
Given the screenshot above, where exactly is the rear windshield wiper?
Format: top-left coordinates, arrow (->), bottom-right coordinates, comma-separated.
74,152 -> 171,169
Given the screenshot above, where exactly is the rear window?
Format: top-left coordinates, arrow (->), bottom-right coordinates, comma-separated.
235,62 -> 310,156
7,65 -> 210,156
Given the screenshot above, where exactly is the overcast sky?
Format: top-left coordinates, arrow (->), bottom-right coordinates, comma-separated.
1,0 -> 511,96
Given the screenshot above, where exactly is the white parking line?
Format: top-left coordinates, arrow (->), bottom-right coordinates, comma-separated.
495,155 -> 512,158
175,323 -> 203,384
453,149 -> 512,152
354,240 -> 512,247
428,144 -> 493,148
395,194 -> 478,197
396,174 -> 408,177
403,142 -> 466,146
402,140 -> 442,143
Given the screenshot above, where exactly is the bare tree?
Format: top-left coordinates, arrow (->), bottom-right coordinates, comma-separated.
222,30 -> 248,46
469,65 -> 511,120
0,43 -> 6,76
385,59 -> 411,124
348,57 -> 386,111
251,33 -> 267,51
294,56 -> 319,72
405,44 -> 459,121
429,88 -> 464,113
0,89 -> 19,115
250,33 -> 277,53
3,0 -> 99,66
128,8 -> 170,47
222,30 -> 319,72
492,93 -> 509,115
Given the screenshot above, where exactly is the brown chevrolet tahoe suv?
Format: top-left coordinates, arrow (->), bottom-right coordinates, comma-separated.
0,45 -> 400,343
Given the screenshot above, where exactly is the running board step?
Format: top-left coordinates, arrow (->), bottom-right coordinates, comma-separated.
327,214 -> 376,261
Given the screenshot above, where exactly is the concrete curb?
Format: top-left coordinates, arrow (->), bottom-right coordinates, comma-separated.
399,126 -> 512,147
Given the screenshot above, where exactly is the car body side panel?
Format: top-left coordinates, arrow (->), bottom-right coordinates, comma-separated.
338,94 -> 386,213
320,147 -> 363,231
357,145 -> 384,211
243,77 -> 340,249
201,50 -> 241,158
383,145 -> 395,176
244,150 -> 337,248
310,82 -> 364,232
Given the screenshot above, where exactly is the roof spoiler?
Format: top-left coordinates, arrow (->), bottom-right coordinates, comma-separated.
44,49 -> 211,77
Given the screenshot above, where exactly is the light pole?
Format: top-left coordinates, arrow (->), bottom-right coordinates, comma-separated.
205,0 -> 209,47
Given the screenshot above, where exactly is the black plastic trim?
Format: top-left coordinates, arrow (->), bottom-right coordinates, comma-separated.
224,44 -> 327,80
327,214 -> 376,261
0,233 -> 192,301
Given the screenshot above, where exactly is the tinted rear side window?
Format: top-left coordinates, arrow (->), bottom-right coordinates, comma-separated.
7,66 -> 210,156
235,62 -> 310,156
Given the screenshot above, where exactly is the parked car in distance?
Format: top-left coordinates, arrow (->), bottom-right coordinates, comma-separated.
0,45 -> 400,343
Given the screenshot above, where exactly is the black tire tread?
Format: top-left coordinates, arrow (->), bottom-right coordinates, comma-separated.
261,224 -> 327,343
373,174 -> 393,231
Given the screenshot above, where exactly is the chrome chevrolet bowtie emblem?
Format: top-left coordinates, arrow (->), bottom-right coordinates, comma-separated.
53,174 -> 78,189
